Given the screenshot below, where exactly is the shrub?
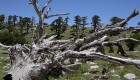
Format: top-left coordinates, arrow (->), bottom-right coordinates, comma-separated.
0,31 -> 28,45
126,32 -> 140,51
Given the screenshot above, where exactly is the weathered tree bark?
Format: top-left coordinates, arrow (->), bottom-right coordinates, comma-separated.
1,10 -> 140,80
29,0 -> 69,39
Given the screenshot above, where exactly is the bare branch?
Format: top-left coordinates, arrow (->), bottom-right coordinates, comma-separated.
46,35 -> 57,41
0,43 -> 12,49
58,50 -> 140,65
116,38 -> 140,43
29,0 -> 41,17
42,0 -> 52,13
44,7 -> 51,17
80,35 -> 108,51
23,45 -> 30,52
45,13 -> 70,18
93,52 -> 140,65
50,43 -> 70,51
68,27 -> 125,51
114,9 -> 139,27
103,38 -> 140,46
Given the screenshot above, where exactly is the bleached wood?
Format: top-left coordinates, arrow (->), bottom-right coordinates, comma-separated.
42,0 -> 52,13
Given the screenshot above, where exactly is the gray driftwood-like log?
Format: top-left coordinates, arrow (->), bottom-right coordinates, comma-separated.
29,0 -> 69,38
2,10 -> 140,80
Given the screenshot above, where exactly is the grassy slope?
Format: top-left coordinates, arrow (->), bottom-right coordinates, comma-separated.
0,27 -> 140,80
0,49 -> 10,79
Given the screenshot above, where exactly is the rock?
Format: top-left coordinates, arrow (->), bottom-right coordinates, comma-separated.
86,61 -> 96,65
112,74 -> 120,79
62,71 -> 66,75
82,72 -> 90,76
111,69 -> 115,73
124,73 -> 136,80
90,65 -> 99,70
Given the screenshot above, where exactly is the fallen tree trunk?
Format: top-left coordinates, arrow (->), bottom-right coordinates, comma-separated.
2,33 -> 140,80
61,50 -> 140,65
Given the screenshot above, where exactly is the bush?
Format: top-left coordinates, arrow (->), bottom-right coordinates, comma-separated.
109,31 -> 120,36
0,31 -> 28,45
126,32 -> 140,51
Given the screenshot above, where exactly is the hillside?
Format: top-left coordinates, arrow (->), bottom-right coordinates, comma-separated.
0,26 -> 140,80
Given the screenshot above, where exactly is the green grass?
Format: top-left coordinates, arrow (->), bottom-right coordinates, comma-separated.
0,49 -> 10,79
49,63 -> 93,80
44,26 -> 93,40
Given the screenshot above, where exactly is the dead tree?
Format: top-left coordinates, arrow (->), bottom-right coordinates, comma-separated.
29,0 -> 69,39
103,9 -> 139,28
1,10 -> 140,80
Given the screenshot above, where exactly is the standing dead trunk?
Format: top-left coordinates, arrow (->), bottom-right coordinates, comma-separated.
26,23 -> 29,34
20,23 -> 24,35
29,0 -> 69,39
37,17 -> 44,39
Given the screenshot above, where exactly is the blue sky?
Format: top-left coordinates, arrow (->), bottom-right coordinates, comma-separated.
0,0 -> 140,27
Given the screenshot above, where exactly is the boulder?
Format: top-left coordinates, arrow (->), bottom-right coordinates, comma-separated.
90,65 -> 99,70
124,73 -> 136,80
82,72 -> 90,76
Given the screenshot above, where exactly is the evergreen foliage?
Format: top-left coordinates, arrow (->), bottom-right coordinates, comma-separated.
126,32 -> 140,51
